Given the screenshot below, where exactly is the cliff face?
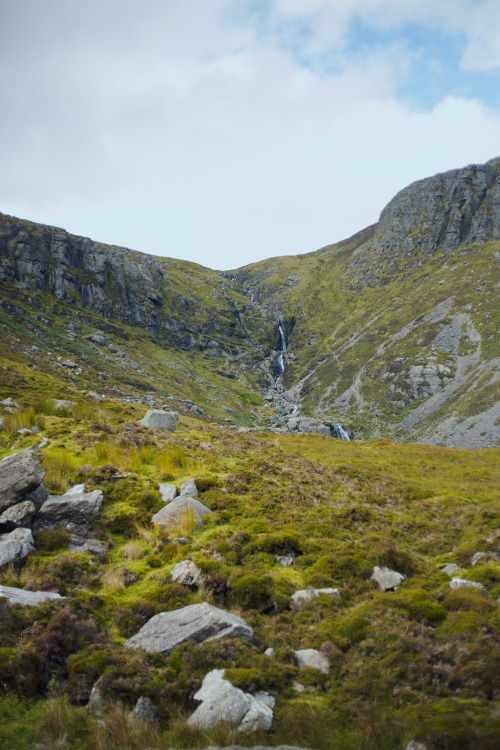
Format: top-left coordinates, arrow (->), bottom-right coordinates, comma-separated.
366,157 -> 500,258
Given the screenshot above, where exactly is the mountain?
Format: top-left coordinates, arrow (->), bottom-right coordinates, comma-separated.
0,159 -> 499,750
1,157 -> 499,447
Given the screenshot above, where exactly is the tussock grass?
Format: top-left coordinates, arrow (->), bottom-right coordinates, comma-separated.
121,541 -> 144,561
42,448 -> 78,492
2,407 -> 45,436
175,506 -> 197,537
103,566 -> 126,591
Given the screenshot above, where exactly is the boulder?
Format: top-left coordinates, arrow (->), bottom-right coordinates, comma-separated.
68,534 -> 109,560
295,649 -> 330,674
159,483 -> 178,503
0,447 -> 44,512
291,587 -> 340,609
89,330 -> 107,346
33,484 -> 103,536
151,496 -> 212,531
370,565 -> 406,591
1,397 -> 19,409
139,409 -> 178,431
449,578 -> 485,590
0,585 -> 64,606
404,742 -> 428,750
124,602 -> 253,656
24,484 -> 49,512
171,560 -> 203,586
0,500 -> 36,530
180,478 -> 198,497
275,553 -> 295,567
129,696 -> 157,724
187,669 -> 274,732
0,528 -> 35,569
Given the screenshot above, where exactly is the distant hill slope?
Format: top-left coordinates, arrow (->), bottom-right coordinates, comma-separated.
1,157 -> 499,446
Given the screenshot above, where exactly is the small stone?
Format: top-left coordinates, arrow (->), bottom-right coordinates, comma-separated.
171,560 -> 203,586
129,696 -> 157,724
405,741 -> 428,750
50,399 -> 75,411
275,553 -> 295,567
89,331 -> 107,346
264,647 -> 275,657
441,563 -> 460,576
1,398 -> 19,409
291,587 -> 340,609
295,648 -> 330,674
449,578 -> 485,590
370,565 -> 406,591
471,552 -> 488,565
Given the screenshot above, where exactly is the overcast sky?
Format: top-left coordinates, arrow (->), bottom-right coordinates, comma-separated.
1,1 -> 499,269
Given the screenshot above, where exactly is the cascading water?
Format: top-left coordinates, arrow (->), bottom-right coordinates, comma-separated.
274,320 -> 287,381
332,423 -> 350,441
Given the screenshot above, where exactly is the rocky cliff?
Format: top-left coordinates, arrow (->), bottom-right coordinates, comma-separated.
0,158 -> 499,447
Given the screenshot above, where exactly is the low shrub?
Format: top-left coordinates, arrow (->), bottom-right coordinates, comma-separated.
231,574 -> 272,610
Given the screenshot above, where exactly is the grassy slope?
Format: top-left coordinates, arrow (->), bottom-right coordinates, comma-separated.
232,234 -> 500,443
0,393 -> 499,749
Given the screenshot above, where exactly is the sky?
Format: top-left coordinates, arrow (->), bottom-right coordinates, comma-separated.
0,1 -> 499,270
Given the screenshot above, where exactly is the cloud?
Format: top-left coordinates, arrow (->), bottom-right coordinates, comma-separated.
0,1 -> 499,268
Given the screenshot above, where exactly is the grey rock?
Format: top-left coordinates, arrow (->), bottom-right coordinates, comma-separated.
0,528 -> 35,568
171,560 -> 203,586
187,669 -> 274,732
295,648 -> 329,674
68,534 -> 108,560
275,553 -> 295,567
139,409 -> 178,431
50,399 -> 75,410
0,584 -> 63,606
404,742 -> 428,750
24,484 -> 49,511
471,551 -> 492,565
107,343 -> 117,353
0,447 -> 44,512
89,330 -> 107,346
129,696 -> 157,724
159,483 -> 178,503
88,391 -> 104,401
61,360 -> 77,368
124,602 -> 253,655
86,686 -> 106,716
0,500 -> 36,529
180,478 -> 198,497
441,563 -> 460,576
291,587 -> 339,609
151,496 -> 212,531
449,578 -> 485,590
1,397 -> 19,409
33,484 -> 103,536
264,647 -> 274,657
370,565 -> 406,591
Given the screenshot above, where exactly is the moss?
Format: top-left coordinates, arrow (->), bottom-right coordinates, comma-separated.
231,574 -> 272,610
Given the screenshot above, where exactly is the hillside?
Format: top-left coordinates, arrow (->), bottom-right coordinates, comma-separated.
1,157 -> 499,448
0,157 -> 499,750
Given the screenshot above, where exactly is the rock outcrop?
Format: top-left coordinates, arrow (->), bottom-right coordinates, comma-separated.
171,560 -> 203,586
139,409 -> 178,431
124,602 -> 253,655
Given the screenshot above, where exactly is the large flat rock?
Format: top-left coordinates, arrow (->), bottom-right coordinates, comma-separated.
33,484 -> 103,536
0,528 -> 35,568
0,447 -> 44,512
151,496 -> 212,530
0,585 -> 64,606
124,602 -> 253,655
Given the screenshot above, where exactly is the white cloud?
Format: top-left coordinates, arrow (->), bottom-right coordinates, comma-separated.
0,1 -> 499,268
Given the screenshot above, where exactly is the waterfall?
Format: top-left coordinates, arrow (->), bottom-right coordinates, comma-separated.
332,423 -> 350,441
278,321 -> 287,351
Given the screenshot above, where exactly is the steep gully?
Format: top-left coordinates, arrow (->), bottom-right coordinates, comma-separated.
268,319 -> 350,441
